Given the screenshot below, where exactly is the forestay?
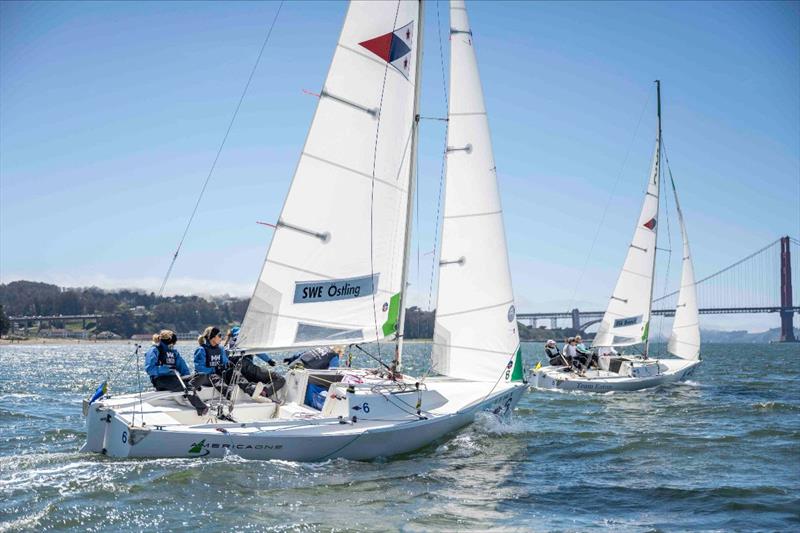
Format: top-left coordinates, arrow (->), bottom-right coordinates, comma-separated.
667,177 -> 701,360
593,124 -> 661,348
431,0 -> 522,383
239,1 -> 421,351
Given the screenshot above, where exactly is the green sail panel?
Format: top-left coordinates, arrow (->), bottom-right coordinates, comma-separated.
509,346 -> 524,382
381,292 -> 401,337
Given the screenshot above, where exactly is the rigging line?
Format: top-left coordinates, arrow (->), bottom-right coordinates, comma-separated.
367,0 -> 403,362
567,88 -> 653,310
157,1 -> 285,297
102,343 -> 145,390
656,142 -> 672,356
136,344 -> 145,427
476,350 -> 518,405
653,235 -> 779,304
664,141 -> 780,289
353,344 -> 394,373
436,1 -> 448,110
426,0 -> 450,313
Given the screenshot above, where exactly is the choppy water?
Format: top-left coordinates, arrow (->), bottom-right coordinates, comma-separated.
1,341 -> 798,531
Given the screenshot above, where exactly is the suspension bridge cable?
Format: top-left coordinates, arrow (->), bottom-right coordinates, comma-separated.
653,238 -> 782,303
157,2 -> 284,297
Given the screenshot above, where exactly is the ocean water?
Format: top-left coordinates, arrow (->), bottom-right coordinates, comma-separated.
0,341 -> 798,532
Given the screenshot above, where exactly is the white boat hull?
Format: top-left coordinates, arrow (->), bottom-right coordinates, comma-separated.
81,371 -> 527,461
530,358 -> 701,393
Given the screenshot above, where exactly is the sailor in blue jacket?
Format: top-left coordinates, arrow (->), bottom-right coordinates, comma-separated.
145,330 -> 192,390
193,326 -> 229,386
145,330 -> 209,415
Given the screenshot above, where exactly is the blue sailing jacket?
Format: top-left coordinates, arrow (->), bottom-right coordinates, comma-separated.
194,344 -> 229,375
145,342 -> 190,378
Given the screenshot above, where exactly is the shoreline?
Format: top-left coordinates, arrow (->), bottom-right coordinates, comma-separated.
0,337 -> 548,346
0,337 -> 140,346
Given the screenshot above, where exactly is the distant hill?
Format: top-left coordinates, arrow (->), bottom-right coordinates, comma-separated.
0,280 -> 247,338
699,327 -> 799,344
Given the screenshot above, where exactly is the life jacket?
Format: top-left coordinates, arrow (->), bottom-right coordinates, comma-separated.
299,347 -> 338,370
545,346 -> 559,359
204,343 -> 224,369
157,342 -> 177,369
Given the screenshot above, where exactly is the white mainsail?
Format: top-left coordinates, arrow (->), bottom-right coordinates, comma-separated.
667,177 -> 701,360
593,120 -> 661,348
239,1 -> 421,351
431,0 -> 522,383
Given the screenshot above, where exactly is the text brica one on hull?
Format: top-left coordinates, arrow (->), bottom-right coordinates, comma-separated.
82,0 -> 528,461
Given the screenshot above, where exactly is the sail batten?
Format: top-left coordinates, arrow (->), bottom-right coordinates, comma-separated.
431,0 -> 521,383
238,1 -> 422,352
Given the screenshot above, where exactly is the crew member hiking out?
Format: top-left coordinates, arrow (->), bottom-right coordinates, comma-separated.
283,345 -> 343,370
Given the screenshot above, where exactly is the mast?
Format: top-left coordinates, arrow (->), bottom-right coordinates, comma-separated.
645,79 -> 662,357
393,0 -> 425,372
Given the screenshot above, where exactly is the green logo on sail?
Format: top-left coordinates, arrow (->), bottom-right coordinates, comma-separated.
189,439 -> 206,454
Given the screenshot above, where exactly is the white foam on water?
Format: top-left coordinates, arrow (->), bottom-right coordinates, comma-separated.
473,412 -> 531,435
435,433 -> 480,458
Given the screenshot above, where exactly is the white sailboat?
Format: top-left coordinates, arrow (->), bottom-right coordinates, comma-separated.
81,0 -> 527,461
532,81 -> 701,393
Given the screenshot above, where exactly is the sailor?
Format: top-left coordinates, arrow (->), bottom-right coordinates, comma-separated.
145,330 -> 192,390
574,335 -> 599,370
145,330 -> 208,415
223,326 -> 285,401
544,339 -> 565,366
225,326 -> 277,367
283,345 -> 343,370
562,337 -> 577,360
193,326 -> 230,386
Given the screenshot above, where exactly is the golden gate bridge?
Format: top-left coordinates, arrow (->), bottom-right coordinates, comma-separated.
518,236 -> 799,342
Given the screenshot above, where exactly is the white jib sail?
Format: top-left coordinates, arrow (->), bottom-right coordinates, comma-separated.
431,0 -> 520,382
239,1 -> 421,352
667,178 -> 701,359
593,126 -> 661,348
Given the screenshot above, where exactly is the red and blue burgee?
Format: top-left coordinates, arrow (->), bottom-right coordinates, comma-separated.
643,217 -> 657,230
358,21 -> 414,79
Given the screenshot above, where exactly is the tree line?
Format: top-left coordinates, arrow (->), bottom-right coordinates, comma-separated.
0,280 -> 579,341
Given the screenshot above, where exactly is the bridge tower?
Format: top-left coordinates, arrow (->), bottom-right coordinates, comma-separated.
780,236 -> 796,342
571,308 -> 581,330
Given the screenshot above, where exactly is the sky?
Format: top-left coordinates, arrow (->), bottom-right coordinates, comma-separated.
1,1 -> 798,333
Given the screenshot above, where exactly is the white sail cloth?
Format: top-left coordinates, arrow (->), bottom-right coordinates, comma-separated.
431,0 -> 520,382
667,179 -> 701,360
239,1 -> 420,351
593,128 -> 661,348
